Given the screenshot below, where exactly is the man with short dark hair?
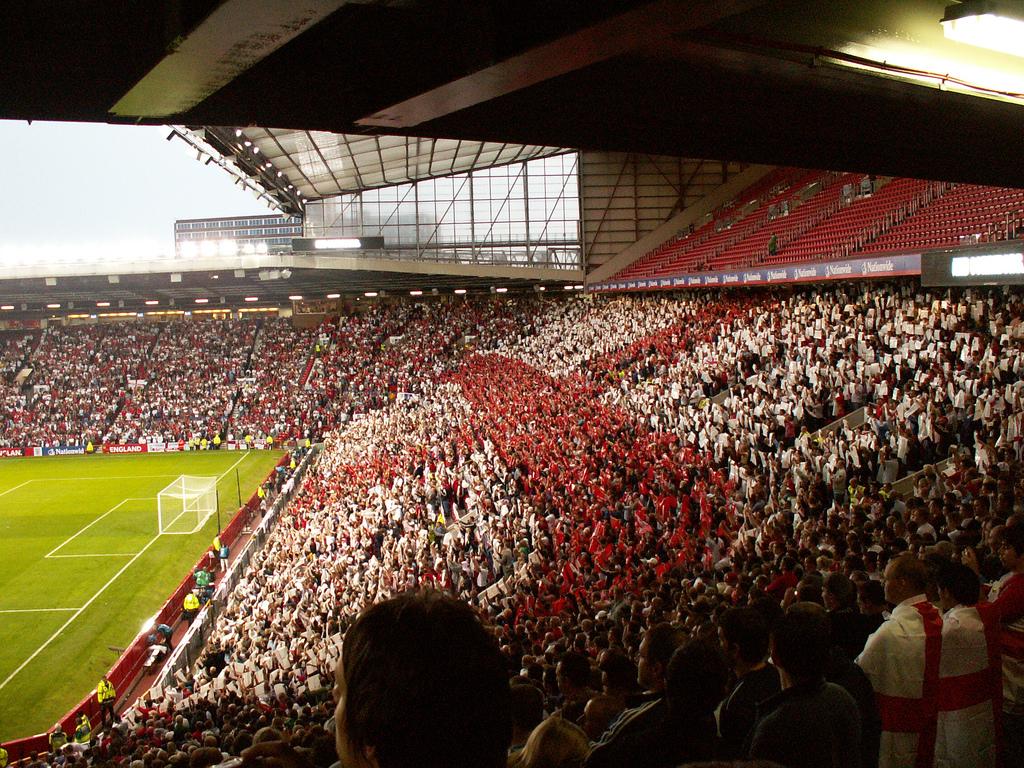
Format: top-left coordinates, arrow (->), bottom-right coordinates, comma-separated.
586,623 -> 683,768
748,603 -> 862,768
857,553 -> 943,768
825,572 -> 875,661
717,607 -> 781,759
247,590 -> 512,768
509,683 -> 544,756
586,640 -> 725,768
556,651 -> 595,725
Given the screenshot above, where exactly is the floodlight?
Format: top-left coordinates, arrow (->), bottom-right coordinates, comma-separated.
941,1 -> 1024,57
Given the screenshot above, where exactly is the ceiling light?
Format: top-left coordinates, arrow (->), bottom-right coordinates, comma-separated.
1,305 -> 14,310
195,298 -> 209,304
364,291 -> 378,298
145,300 -> 159,306
495,287 -> 508,293
409,290 -> 423,296
327,293 -> 341,299
244,296 -> 258,302
941,1 -> 1024,57
536,286 -> 547,292
244,141 -> 252,147
235,129 -> 243,137
454,289 -> 467,295
96,301 -> 110,307
288,294 -> 303,300
563,285 -> 574,290
47,303 -> 61,308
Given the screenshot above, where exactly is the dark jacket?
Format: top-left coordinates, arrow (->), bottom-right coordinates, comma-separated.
585,698 -> 716,768
748,679 -> 862,768
718,664 -> 782,759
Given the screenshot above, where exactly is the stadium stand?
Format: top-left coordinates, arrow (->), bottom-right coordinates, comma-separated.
613,174 -> 1024,281
4,282 -> 1019,768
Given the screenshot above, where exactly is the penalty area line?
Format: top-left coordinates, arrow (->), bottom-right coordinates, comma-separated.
45,498 -> 151,558
0,451 -> 260,692
0,480 -> 33,498
0,532 -> 163,693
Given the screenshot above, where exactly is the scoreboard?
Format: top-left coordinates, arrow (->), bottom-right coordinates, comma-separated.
921,245 -> 1024,287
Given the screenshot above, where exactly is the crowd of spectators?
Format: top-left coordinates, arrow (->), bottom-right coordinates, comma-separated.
0,324 -> 159,446
7,283 -> 1024,768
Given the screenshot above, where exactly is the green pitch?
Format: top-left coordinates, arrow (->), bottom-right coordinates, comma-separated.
0,450 -> 284,742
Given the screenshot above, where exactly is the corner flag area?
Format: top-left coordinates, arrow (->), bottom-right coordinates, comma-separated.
0,450 -> 283,741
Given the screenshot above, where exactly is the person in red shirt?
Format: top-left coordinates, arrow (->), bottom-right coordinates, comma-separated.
765,556 -> 799,601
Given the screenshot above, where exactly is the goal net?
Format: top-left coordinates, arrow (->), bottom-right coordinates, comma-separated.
158,475 -> 218,535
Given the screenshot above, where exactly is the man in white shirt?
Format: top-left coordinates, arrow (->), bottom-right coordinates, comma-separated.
857,554 -> 943,768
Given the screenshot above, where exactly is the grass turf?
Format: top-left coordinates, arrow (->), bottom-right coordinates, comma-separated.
0,449 -> 283,741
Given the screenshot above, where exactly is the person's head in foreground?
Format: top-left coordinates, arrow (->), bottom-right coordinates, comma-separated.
507,716 -> 588,768
334,589 -> 512,768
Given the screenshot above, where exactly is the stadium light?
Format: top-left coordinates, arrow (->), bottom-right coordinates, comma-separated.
327,293 -> 341,299
454,289 -> 467,295
244,296 -> 259,302
195,298 -> 209,304
941,1 -> 1024,57
288,294 -> 303,300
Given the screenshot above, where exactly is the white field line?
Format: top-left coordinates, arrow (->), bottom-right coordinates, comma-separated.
0,534 -> 165,692
0,452 -> 255,692
31,474 -> 184,481
0,480 -> 33,498
0,608 -> 80,614
44,499 -> 149,558
47,553 -> 138,559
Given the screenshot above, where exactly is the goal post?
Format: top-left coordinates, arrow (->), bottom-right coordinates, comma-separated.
158,475 -> 218,535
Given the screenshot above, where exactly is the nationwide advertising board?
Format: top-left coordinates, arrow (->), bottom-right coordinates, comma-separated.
590,254 -> 922,293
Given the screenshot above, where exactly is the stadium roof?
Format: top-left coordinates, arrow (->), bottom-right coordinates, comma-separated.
242,130 -> 565,197
3,1 -> 1024,189
189,126 -> 568,204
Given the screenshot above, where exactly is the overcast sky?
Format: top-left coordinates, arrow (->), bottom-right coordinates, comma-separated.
0,120 -> 273,256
